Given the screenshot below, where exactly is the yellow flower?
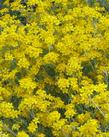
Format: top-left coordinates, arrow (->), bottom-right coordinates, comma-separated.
17,131 -> 29,137
37,133 -> 45,137
68,77 -> 79,91
66,57 -> 82,75
25,46 -> 42,58
47,111 -> 60,126
57,78 -> 69,93
28,117 -> 39,133
79,119 -> 98,136
19,77 -> 37,90
0,102 -> 18,118
76,112 -> 91,124
52,119 -> 66,130
18,57 -> 30,68
4,52 -> 14,61
43,52 -> 59,64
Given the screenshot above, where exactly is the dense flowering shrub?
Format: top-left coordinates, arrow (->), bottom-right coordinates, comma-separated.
1,0 -> 109,136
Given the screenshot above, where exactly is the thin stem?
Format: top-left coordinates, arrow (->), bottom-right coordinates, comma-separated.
88,96 -> 105,117
3,125 -> 16,137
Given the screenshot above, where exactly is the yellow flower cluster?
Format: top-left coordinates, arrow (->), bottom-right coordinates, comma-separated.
1,0 -> 109,137
17,131 -> 29,137
0,102 -> 18,118
28,117 -> 39,133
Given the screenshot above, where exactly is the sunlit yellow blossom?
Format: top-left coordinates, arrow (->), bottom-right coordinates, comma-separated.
47,111 -> 60,126
17,131 -> 29,137
79,119 -> 98,136
28,117 -> 39,133
43,52 -> 59,64
18,57 -> 30,68
19,77 -> 37,90
57,78 -> 69,93
0,102 -> 18,118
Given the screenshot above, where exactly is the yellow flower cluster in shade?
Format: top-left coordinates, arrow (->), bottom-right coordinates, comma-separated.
1,0 -> 109,137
